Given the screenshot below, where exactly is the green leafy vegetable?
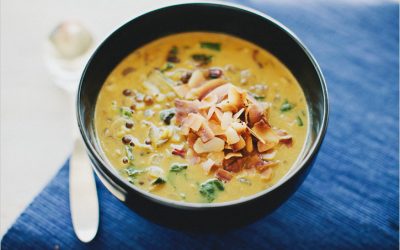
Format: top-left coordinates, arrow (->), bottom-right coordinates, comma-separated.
199,179 -> 224,202
152,177 -> 166,185
159,108 -> 176,125
280,100 -> 294,112
120,107 -> 132,118
200,42 -> 221,51
191,54 -> 213,65
170,163 -> 188,173
296,116 -> 304,127
160,62 -> 175,72
125,145 -> 134,162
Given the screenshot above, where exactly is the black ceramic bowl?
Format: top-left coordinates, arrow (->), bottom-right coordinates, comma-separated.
77,1 -> 328,230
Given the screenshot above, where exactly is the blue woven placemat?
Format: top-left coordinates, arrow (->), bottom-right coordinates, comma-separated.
2,1 -> 398,249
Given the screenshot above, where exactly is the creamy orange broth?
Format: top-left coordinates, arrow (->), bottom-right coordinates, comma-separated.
95,32 -> 308,203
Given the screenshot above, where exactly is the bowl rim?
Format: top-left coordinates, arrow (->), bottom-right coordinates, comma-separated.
77,0 -> 329,209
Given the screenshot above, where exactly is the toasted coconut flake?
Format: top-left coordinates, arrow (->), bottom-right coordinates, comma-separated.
223,157 -> 245,172
181,114 -> 196,135
243,131 -> 254,153
231,121 -> 247,134
260,167 -> 273,181
175,99 -> 200,124
246,103 -> 264,126
213,108 -> 224,122
275,129 -> 292,139
187,113 -> 204,132
216,99 -> 237,113
193,137 -> 225,154
196,122 -> 215,143
188,70 -> 206,88
202,83 -> 231,102
232,136 -> 246,152
275,128 -> 293,146
206,105 -> 216,120
244,153 -> 264,169
202,91 -> 218,104
225,126 -> 240,144
233,108 -> 245,120
187,132 -> 198,147
225,152 -> 243,159
224,143 -> 232,150
228,85 -> 247,110
261,149 -> 277,160
199,95 -> 218,111
221,111 -> 233,130
257,140 -> 277,152
185,78 -> 226,100
255,160 -> 279,172
251,120 -> 279,144
201,159 -> 216,174
216,169 -> 233,182
181,123 -> 190,136
208,151 -> 225,165
248,126 -> 265,144
208,121 -> 225,135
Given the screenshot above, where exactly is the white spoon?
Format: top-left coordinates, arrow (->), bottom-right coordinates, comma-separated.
45,21 -> 99,243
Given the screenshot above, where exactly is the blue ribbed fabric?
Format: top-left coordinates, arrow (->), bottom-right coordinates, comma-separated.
2,1 -> 398,249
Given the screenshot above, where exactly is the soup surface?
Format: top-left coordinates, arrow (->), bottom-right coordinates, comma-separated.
95,32 -> 308,203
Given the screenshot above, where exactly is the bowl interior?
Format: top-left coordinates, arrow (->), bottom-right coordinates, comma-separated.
78,2 -> 328,206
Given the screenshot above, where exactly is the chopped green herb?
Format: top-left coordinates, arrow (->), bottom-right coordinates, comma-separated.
159,108 -> 176,125
191,54 -> 213,65
253,95 -> 266,101
125,167 -> 142,176
119,107 -> 132,118
125,145 -> 134,162
200,42 -> 221,51
280,100 -> 294,112
296,116 -> 304,127
170,163 -> 188,173
152,177 -> 166,185
170,46 -> 178,55
160,62 -> 174,72
199,179 -> 224,202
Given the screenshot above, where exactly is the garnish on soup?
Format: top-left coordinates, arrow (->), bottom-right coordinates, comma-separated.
95,32 -> 308,203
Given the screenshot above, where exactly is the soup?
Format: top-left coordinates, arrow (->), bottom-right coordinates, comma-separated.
95,32 -> 308,203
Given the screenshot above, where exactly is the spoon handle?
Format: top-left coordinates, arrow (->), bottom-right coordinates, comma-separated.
69,94 -> 99,243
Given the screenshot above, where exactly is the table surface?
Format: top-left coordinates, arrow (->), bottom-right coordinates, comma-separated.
0,0 -> 398,245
